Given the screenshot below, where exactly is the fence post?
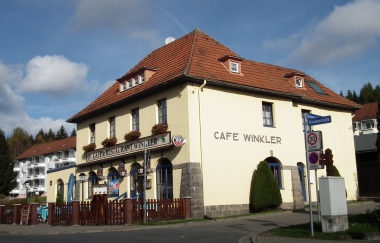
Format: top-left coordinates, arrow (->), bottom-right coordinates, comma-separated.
47,202 -> 55,225
124,198 -> 132,225
72,200 -> 80,226
30,203 -> 39,225
13,204 -> 21,225
182,197 -> 191,219
0,205 -> 5,224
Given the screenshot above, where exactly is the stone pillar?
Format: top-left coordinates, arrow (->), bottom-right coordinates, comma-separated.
13,204 -> 21,225
290,166 -> 305,210
72,200 -> 80,226
124,198 -> 132,225
30,203 -> 39,225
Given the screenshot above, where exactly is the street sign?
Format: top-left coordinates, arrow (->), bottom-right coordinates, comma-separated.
308,151 -> 321,170
306,113 -> 331,126
306,131 -> 322,151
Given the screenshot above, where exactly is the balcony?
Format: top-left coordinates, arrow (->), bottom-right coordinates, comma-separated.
10,190 -> 19,194
13,167 -> 20,172
33,174 -> 45,179
35,163 -> 45,168
33,187 -> 45,192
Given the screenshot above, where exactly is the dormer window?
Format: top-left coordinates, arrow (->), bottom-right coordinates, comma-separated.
295,77 -> 303,88
230,62 -> 239,73
120,82 -> 126,92
140,73 -> 145,83
133,77 -> 138,86
127,80 -> 132,89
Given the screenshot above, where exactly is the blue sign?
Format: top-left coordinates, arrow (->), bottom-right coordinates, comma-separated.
306,113 -> 331,126
67,173 -> 75,203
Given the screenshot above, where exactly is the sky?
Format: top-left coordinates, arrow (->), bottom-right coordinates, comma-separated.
1,0 -> 380,137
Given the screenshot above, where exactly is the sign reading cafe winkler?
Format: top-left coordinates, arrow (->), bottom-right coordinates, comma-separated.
87,132 -> 171,163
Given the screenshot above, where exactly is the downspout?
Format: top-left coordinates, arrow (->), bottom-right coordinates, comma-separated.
197,80 -> 207,217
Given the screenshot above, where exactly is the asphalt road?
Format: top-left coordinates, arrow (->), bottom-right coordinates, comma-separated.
0,201 -> 379,243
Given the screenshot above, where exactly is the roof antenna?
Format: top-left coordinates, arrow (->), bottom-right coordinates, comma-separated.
165,37 -> 175,45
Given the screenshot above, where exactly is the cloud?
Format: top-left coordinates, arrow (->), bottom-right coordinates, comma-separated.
17,55 -> 88,96
268,0 -> 380,66
0,61 -> 76,137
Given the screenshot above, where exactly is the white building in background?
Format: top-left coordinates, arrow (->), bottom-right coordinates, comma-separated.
353,102 -> 378,136
11,137 -> 76,198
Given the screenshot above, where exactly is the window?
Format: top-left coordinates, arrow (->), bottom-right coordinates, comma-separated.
90,124 -> 95,144
230,62 -> 239,73
88,172 -> 98,199
140,73 -> 145,83
109,117 -> 116,138
306,81 -> 327,95
266,158 -> 283,189
120,82 -> 126,91
158,99 -> 167,124
262,102 -> 273,127
295,77 -> 303,88
133,77 -> 138,86
132,108 -> 139,131
127,80 -> 132,89
156,159 -> 173,200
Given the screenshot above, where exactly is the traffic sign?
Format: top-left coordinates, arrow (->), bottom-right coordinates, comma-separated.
306,113 -> 331,126
306,131 -> 322,152
308,151 -> 322,170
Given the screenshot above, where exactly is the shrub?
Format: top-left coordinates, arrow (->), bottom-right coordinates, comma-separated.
82,143 -> 96,152
366,208 -> 380,229
151,123 -> 168,135
124,130 -> 141,142
101,137 -> 117,147
250,161 -> 282,212
56,191 -> 64,204
332,165 -> 347,198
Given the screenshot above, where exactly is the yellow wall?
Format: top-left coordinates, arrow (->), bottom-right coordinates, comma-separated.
46,167 -> 76,203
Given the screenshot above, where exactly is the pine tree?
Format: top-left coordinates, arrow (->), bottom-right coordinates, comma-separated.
359,82 -> 376,104
56,125 -> 68,140
345,90 -> 353,101
46,128 -> 55,142
249,161 -> 282,212
35,129 -> 46,144
339,91 -> 343,96
0,129 -> 17,196
70,128 -> 76,137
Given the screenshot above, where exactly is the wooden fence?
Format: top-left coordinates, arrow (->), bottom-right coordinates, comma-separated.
1,198 -> 191,226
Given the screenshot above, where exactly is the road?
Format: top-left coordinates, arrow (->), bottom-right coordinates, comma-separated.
0,201 -> 378,243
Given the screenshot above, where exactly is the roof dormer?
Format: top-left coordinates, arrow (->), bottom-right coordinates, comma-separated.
218,55 -> 243,74
117,67 -> 157,92
284,72 -> 305,88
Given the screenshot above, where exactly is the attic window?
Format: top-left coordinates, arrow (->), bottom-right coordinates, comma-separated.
306,81 -> 327,95
120,82 -> 126,92
140,73 -> 145,83
127,80 -> 132,89
230,62 -> 239,73
295,77 -> 303,88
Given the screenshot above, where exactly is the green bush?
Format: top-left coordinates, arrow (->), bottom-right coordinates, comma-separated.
332,165 -> 347,198
56,191 -> 64,204
249,161 -> 282,212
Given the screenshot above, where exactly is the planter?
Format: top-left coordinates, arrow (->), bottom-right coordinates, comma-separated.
83,143 -> 96,152
124,131 -> 141,142
151,123 -> 168,135
101,137 -> 117,147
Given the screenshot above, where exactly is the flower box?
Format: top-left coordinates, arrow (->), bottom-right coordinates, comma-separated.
124,130 -> 141,142
101,137 -> 117,147
151,123 -> 168,135
83,143 -> 96,152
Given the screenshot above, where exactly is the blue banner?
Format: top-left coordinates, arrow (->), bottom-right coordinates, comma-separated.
109,178 -> 120,196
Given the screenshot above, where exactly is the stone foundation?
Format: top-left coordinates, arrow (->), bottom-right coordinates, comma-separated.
205,204 -> 249,218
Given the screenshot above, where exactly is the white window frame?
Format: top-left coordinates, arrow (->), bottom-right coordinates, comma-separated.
127,80 -> 132,89
295,77 -> 303,88
230,62 -> 239,73
133,77 -> 138,86
140,73 -> 145,84
120,82 -> 126,92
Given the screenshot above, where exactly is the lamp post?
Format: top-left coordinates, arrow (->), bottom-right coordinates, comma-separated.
79,175 -> 86,202
24,181 -> 30,202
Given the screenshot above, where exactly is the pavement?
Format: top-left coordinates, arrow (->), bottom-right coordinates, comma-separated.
0,201 -> 379,242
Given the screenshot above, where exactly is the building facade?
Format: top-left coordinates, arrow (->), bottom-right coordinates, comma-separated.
353,102 -> 378,136
11,137 -> 76,199
66,29 -> 361,218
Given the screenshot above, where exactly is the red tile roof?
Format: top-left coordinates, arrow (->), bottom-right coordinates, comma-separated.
15,137 -> 76,160
353,102 -> 378,121
68,29 -> 361,123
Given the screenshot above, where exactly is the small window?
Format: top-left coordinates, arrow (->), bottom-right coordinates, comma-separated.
295,77 -> 303,88
133,77 -> 138,86
306,81 -> 327,95
109,117 -> 116,138
127,80 -> 132,89
230,62 -> 239,73
90,124 -> 95,144
140,73 -> 145,83
120,82 -> 126,92
132,108 -> 139,131
262,102 -> 273,127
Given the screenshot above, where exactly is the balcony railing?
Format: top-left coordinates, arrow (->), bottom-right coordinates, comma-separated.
13,167 -> 20,171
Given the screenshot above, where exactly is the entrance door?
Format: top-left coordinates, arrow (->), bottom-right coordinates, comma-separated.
130,168 -> 143,199
298,165 -> 306,201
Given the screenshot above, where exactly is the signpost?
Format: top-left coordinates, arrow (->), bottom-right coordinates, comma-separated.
303,113 -> 331,236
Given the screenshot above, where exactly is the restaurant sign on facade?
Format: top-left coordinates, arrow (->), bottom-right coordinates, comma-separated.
87,132 -> 171,163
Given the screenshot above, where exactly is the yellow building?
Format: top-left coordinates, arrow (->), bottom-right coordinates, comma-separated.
66,29 -> 361,218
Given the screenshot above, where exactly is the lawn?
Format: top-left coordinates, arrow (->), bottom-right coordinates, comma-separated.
268,213 -> 378,241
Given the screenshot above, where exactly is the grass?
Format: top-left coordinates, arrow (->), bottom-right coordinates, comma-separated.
268,213 -> 378,240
